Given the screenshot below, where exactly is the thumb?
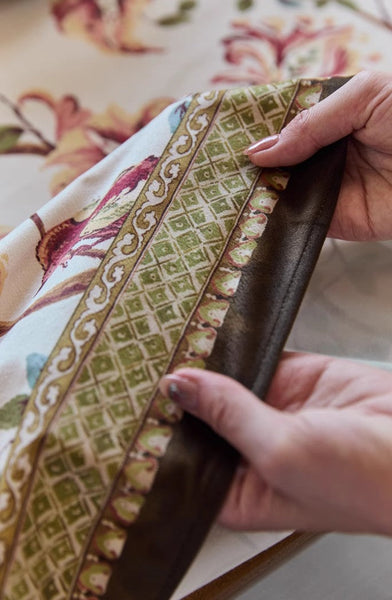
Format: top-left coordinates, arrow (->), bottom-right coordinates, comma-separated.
159,368 -> 292,471
245,70 -> 386,167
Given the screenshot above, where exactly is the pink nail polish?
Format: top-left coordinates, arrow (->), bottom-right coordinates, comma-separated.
244,134 -> 280,156
159,374 -> 198,411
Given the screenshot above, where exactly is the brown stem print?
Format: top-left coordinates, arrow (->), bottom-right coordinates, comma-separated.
0,94 -> 55,153
324,0 -> 392,32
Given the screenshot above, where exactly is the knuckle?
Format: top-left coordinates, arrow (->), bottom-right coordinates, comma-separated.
260,417 -> 308,485
260,431 -> 293,483
351,70 -> 392,122
210,395 -> 239,439
200,377 -> 244,438
292,108 -> 312,129
286,109 -> 321,151
353,69 -> 387,90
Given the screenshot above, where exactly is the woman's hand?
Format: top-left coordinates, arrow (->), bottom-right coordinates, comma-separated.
160,354 -> 392,535
245,71 -> 392,242
159,72 -> 392,536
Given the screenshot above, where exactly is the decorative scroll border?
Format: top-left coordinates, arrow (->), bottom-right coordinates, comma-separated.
0,89 -> 223,588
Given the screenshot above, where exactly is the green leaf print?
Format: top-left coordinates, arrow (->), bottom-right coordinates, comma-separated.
0,125 -> 23,153
0,395 -> 28,429
237,0 -> 254,10
179,0 -> 196,9
157,0 -> 197,26
158,13 -> 189,26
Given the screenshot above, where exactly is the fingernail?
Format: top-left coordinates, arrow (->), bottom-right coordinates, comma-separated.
159,374 -> 198,411
244,134 -> 280,156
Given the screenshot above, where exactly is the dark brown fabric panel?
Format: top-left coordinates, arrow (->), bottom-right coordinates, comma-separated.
103,415 -> 237,600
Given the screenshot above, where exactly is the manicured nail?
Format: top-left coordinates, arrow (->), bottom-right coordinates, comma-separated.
244,134 -> 280,156
159,374 -> 198,411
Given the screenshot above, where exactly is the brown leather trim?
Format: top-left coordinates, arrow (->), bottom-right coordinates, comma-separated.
208,137 -> 348,398
102,415 -> 237,600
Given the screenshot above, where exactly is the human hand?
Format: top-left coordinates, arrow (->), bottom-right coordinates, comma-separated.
245,71 -> 392,242
159,354 -> 392,534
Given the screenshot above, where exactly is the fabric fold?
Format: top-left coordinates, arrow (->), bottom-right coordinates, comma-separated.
0,77 -> 347,600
